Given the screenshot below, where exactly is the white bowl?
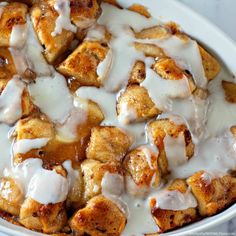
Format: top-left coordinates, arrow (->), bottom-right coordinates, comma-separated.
1,0 -> 236,235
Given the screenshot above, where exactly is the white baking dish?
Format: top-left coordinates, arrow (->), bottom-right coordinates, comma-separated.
1,0 -> 236,235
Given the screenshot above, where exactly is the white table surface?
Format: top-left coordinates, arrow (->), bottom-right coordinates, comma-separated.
0,1 -> 236,236
178,1 -> 236,234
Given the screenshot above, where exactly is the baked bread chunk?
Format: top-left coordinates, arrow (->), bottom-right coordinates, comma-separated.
0,2 -> 28,47
147,118 -> 195,176
187,171 -> 236,217
222,80 -> 236,103
86,126 -> 132,163
153,57 -> 196,93
0,177 -> 24,216
47,0 -> 102,29
123,146 -> 160,196
70,195 -> 126,236
150,179 -> 198,233
19,197 -> 67,234
117,85 -> 161,124
30,1 -> 74,63
58,41 -> 110,90
81,159 -> 122,203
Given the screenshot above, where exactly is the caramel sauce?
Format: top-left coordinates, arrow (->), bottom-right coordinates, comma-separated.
14,123 -> 98,168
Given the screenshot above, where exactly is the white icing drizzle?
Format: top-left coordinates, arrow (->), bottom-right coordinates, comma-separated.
10,17 -> 52,76
3,158 -> 68,204
117,102 -> 137,125
62,160 -> 80,191
24,16 -> 52,76
170,95 -> 210,142
164,134 -> 188,170
150,188 -> 197,211
0,76 -> 25,124
101,172 -> 124,197
97,3 -> 158,91
51,0 -> 77,37
28,72 -> 73,124
125,175 -> 149,197
97,49 -> 113,83
101,172 -> 129,216
207,72 -> 236,137
13,138 -> 50,155
121,190 -> 159,235
9,48 -> 28,75
0,2 -> 8,6
141,67 -> 191,110
10,24 -> 28,49
85,24 -> 106,41
140,145 -> 155,169
27,167 -> 68,204
56,97 -> 88,141
0,124 -> 12,174
171,131 -> 236,179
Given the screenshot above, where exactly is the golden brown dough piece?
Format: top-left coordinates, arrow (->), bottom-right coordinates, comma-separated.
30,1 -> 74,63
150,179 -> 198,233
47,0 -> 101,29
0,48 -> 35,120
128,61 -> 146,85
222,80 -> 236,103
117,85 -> 161,124
147,118 -> 195,176
123,146 -> 160,196
0,177 -> 24,216
86,126 -> 132,163
128,3 -> 151,18
81,159 -> 122,203
0,2 -> 28,47
135,25 -> 171,40
199,46 -> 221,81
15,116 -> 54,140
0,47 -> 35,120
0,60 -> 36,122
187,171 -> 236,217
19,197 -> 67,234
13,116 -> 54,163
70,0 -> 101,29
58,41 -> 109,91
70,195 -> 126,236
230,126 -> 236,138
133,42 -> 166,59
153,57 -> 196,93
66,165 -> 84,210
